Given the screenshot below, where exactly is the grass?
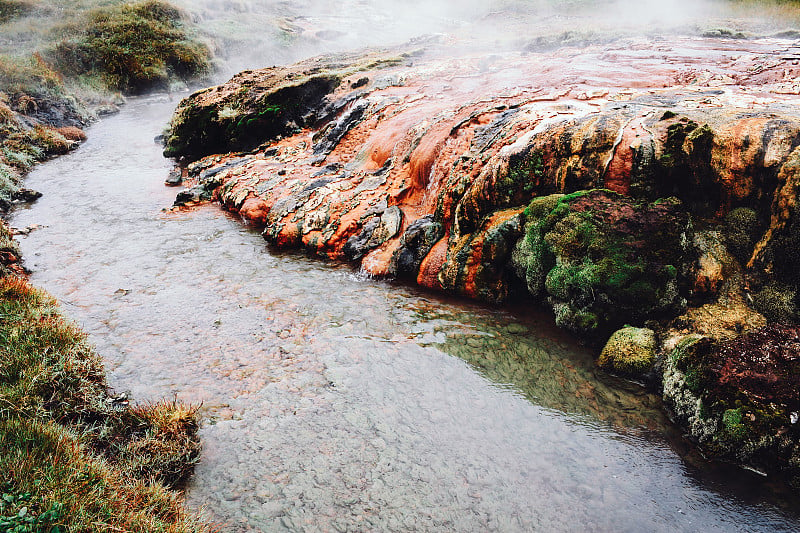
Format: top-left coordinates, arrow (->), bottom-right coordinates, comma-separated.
0,228 -> 207,531
51,0 -> 211,93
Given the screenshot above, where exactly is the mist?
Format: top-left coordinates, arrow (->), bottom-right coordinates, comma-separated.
168,0 -> 798,80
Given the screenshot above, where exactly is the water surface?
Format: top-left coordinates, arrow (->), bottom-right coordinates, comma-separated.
11,94 -> 800,532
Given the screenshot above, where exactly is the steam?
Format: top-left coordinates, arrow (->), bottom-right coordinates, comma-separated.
171,0 -> 799,80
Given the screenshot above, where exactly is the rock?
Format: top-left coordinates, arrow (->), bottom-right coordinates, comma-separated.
597,327 -> 657,378
174,185 -> 210,206
663,325 -> 800,486
390,215 -> 443,279
165,39 -> 800,330
439,208 -> 525,303
692,229 -> 732,297
512,190 -> 693,339
343,206 -> 403,260
163,49 -> 406,160
12,189 -> 42,203
165,168 -> 182,186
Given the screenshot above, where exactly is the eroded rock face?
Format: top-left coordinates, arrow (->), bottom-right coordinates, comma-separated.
164,36 -> 800,317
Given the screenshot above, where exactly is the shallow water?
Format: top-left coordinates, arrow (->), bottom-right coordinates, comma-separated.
10,94 -> 800,531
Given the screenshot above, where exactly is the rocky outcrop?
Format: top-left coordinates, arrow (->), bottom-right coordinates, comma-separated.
164,35 -> 800,486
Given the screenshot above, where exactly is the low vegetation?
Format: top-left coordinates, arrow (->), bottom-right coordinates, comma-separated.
0,223 -> 206,530
0,0 -> 212,212
51,0 -> 211,93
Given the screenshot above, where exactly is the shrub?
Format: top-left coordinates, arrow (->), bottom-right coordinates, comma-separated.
52,0 -> 211,93
0,0 -> 35,24
0,53 -> 64,100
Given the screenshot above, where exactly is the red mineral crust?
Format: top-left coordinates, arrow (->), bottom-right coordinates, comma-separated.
165,34 -> 800,312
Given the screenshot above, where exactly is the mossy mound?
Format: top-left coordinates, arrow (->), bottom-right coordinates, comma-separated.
598,326 -> 657,378
52,0 -> 211,94
664,325 -> 800,486
0,0 -> 34,24
512,189 -> 694,339
163,49 -> 406,160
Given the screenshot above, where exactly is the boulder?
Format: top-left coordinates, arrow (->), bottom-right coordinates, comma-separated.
598,327 -> 657,378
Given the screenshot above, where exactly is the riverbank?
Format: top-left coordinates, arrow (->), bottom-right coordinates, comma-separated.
163,32 -> 800,487
0,221 -> 208,531
0,1 -> 213,528
0,0 -> 211,212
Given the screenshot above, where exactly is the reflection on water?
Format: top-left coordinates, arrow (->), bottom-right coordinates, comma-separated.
10,94 -> 800,531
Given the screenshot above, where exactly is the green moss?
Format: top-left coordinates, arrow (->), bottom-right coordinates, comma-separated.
514,190 -> 691,338
598,326 -> 656,377
721,408 -> 748,441
508,150 -> 545,195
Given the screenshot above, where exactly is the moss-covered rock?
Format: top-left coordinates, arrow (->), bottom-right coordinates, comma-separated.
752,281 -> 798,324
163,49 -> 406,161
598,326 -> 657,377
663,325 -> 800,485
512,189 -> 694,339
723,207 -> 761,265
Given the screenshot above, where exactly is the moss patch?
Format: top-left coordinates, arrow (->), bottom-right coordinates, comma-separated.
597,326 -> 657,377
512,189 -> 693,339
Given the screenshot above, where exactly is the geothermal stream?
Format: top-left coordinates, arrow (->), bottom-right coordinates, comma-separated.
6,93 -> 800,532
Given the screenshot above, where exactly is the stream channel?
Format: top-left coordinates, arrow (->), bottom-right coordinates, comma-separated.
9,94 -> 800,532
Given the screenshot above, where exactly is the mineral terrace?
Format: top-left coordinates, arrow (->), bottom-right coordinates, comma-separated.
164,34 -> 800,487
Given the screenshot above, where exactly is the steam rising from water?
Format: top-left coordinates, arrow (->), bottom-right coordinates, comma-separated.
172,0 -> 799,76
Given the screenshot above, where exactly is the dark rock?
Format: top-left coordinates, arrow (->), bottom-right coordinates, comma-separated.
165,168 -> 183,186
312,100 -> 369,159
390,215 -> 443,279
343,206 -> 403,260
12,189 -> 42,203
311,163 -> 343,177
174,185 -> 210,205
343,217 -> 381,260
